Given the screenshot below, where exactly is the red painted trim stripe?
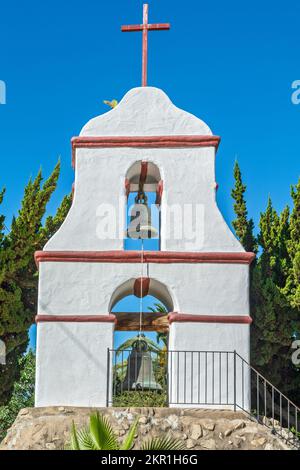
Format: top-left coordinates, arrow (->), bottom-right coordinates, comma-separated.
35,314 -> 116,324
34,250 -> 255,267
168,313 -> 252,325
35,313 -> 251,326
71,135 -> 221,168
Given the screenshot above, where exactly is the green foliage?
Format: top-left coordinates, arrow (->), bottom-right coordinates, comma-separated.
103,99 -> 118,109
148,303 -> 168,314
69,413 -> 122,450
0,189 -> 6,245
141,436 -> 184,451
68,412 -> 183,450
116,333 -> 161,357
251,199 -> 300,400
113,390 -> 167,407
0,163 -> 71,404
291,426 -> 300,440
231,161 -> 257,253
113,353 -> 168,407
148,303 -> 168,346
39,194 -> 72,244
231,164 -> 300,404
156,331 -> 167,347
0,351 -> 35,441
285,178 -> 300,308
257,200 -> 291,285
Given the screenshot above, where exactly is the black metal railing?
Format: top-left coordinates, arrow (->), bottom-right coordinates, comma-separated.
107,348 -> 300,448
166,350 -> 236,407
234,351 -> 300,449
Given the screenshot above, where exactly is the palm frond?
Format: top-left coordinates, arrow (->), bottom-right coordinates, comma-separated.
89,412 -> 119,450
141,338 -> 162,352
68,421 -> 80,450
120,417 -> 138,450
156,332 -> 168,347
148,303 -> 168,313
141,436 -> 184,450
67,413 -> 184,452
116,337 -> 138,355
116,334 -> 161,356
76,427 -> 96,450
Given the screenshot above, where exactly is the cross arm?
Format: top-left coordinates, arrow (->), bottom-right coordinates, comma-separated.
121,24 -> 143,32
121,23 -> 170,32
147,23 -> 170,31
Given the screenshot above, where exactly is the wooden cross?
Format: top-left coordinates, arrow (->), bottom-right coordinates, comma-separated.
121,4 -> 170,87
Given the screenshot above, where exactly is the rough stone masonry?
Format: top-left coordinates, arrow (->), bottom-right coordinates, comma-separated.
0,407 -> 296,451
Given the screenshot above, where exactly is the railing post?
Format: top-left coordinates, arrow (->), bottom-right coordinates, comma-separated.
166,350 -> 169,407
106,347 -> 110,407
233,350 -> 237,411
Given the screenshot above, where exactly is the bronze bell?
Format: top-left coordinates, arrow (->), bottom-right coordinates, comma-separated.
127,192 -> 158,239
122,338 -> 162,391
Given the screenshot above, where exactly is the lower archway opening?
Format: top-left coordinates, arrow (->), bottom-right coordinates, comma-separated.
111,290 -> 171,408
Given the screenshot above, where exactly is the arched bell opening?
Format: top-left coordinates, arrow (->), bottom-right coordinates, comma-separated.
109,278 -> 173,406
124,161 -> 163,251
109,277 -> 173,317
109,277 -> 172,333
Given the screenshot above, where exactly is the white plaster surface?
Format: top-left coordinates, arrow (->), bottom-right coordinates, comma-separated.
80,87 -> 212,137
45,87 -> 243,252
45,147 -> 242,252
35,322 -> 114,407
38,262 -> 249,317
168,323 -> 250,411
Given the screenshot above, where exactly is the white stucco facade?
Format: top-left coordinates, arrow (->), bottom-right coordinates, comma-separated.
168,323 -> 250,410
35,87 -> 253,409
36,322 -> 114,407
45,88 -> 241,254
37,262 -> 249,317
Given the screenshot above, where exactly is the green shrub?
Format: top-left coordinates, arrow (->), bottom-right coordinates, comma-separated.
0,351 -> 35,441
113,390 -> 167,408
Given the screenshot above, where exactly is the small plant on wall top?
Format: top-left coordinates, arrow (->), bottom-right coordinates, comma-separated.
113,390 -> 167,408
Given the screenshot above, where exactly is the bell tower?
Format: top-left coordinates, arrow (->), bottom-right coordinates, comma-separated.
34,5 -> 255,408
35,85 -> 254,407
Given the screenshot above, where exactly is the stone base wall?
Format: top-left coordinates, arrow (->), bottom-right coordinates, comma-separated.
0,407 -> 294,451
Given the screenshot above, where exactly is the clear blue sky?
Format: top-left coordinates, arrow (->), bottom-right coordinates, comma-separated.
1,0 -> 299,350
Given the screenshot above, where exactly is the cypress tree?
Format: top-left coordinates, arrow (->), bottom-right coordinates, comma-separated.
231,164 -> 300,402
251,199 -> 299,401
231,161 -> 257,253
0,189 -> 5,243
0,163 -> 71,404
285,178 -> 300,308
251,201 -> 291,365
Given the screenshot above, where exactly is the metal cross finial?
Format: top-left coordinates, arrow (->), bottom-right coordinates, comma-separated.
121,4 -> 170,87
